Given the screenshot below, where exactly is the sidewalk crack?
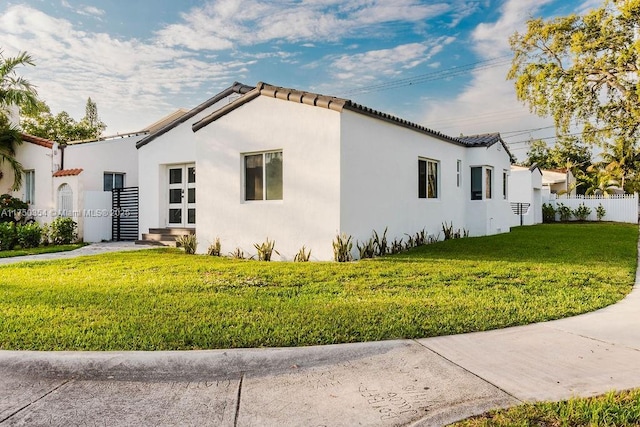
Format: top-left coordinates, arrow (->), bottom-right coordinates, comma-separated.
233,373 -> 244,427
0,378 -> 72,424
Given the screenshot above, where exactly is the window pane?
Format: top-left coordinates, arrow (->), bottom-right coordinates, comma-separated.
245,154 -> 263,200
418,160 -> 427,199
471,167 -> 482,200
103,173 -> 113,191
169,209 -> 182,224
265,151 -> 283,200
169,189 -> 182,204
114,173 -> 124,189
503,171 -> 508,199
485,168 -> 492,199
456,160 -> 461,187
25,171 -> 34,203
187,208 -> 196,224
169,168 -> 182,184
188,188 -> 195,204
428,161 -> 438,198
188,167 -> 196,184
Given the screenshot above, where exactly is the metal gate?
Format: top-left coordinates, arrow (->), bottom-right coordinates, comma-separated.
112,187 -> 139,241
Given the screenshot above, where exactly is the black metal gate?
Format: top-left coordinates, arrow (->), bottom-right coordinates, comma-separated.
112,187 -> 139,241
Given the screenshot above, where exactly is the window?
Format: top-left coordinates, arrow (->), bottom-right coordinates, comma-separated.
104,173 -> 125,191
244,151 -> 283,201
456,160 -> 462,187
24,170 -> 35,204
418,158 -> 439,199
485,168 -> 492,199
503,170 -> 508,200
470,166 -> 493,200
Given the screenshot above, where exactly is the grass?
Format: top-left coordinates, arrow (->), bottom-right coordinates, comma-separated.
0,244 -> 85,258
451,389 -> 640,426
0,223 -> 636,351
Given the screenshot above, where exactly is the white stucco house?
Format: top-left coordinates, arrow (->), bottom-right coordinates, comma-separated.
508,164 -> 543,226
134,81 -> 513,260
6,132 -> 145,242
542,168 -> 577,196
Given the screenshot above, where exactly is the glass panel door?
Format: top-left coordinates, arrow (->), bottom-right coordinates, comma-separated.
167,164 -> 196,227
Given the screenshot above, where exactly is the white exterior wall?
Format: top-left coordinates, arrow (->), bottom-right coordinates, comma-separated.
339,110 -> 467,249
8,142 -> 60,225
463,144 -> 512,236
194,96 -> 342,260
508,167 -> 543,226
138,98 -> 239,236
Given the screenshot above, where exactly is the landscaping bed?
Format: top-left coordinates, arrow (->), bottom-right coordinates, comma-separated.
0,223 -> 636,351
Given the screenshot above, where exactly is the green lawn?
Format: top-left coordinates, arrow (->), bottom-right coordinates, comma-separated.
0,244 -> 84,258
0,223 -> 636,350
451,389 -> 640,426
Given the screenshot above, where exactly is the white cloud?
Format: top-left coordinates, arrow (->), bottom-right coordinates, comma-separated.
421,0 -> 556,160
77,6 -> 106,18
155,0 -> 455,50
330,37 -> 455,81
0,5 -> 253,132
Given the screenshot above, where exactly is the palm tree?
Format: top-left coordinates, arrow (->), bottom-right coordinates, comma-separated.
584,164 -> 620,196
0,49 -> 38,191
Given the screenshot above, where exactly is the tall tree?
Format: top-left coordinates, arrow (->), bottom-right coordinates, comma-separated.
21,98 -> 106,142
508,0 -> 639,155
0,49 -> 38,191
524,137 -> 592,171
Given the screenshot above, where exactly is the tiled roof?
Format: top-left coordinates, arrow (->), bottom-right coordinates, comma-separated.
136,82 -> 255,149
192,82 -> 508,150
21,133 -> 54,149
53,168 -> 83,177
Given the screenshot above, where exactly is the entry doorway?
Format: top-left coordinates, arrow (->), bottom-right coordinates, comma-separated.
167,164 -> 195,227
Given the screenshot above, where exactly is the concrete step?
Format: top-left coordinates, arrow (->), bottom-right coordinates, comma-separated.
148,228 -> 195,235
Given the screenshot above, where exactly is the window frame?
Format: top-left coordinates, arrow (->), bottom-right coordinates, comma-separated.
24,170 -> 35,204
243,150 -> 283,202
503,170 -> 509,200
456,160 -> 462,188
470,165 -> 494,201
418,158 -> 440,200
103,172 -> 125,192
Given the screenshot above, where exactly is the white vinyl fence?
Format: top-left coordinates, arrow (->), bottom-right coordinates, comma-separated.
543,193 -> 638,223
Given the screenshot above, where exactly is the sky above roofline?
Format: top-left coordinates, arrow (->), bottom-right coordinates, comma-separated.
1,0 -> 601,160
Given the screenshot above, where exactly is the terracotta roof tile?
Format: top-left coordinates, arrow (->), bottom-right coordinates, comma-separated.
21,133 -> 54,149
53,168 -> 83,177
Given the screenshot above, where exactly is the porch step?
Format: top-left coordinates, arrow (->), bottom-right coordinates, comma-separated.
137,228 -> 195,247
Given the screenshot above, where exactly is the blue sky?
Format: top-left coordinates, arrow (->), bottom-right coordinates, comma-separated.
1,0 -> 600,159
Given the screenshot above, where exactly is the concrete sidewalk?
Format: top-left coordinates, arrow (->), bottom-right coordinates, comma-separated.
1,245 -> 639,426
0,241 -> 154,265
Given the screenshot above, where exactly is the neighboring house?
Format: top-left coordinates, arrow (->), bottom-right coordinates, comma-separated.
8,132 -> 145,242
136,82 -> 254,243
147,81 -> 514,261
509,164 -> 543,226
542,168 -> 576,196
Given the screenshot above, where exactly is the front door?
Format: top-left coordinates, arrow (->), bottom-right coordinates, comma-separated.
167,164 -> 195,227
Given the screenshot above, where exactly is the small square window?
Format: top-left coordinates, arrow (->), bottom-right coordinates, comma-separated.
104,173 -> 125,191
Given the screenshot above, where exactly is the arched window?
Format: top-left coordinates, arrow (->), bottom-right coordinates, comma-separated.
57,184 -> 73,217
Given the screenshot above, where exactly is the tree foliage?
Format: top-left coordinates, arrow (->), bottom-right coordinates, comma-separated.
509,0 -> 639,155
21,97 -> 106,143
524,137 -> 592,171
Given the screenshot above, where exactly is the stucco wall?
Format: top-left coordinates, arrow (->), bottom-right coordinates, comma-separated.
194,96 -> 342,260
339,110 -> 468,250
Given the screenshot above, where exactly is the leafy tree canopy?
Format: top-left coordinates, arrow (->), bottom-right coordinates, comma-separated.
21,97 -> 106,143
509,0 -> 639,150
524,137 -> 593,172
0,50 -> 38,120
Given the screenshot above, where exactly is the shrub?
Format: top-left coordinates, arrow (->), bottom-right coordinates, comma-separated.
0,194 -> 28,223
542,203 -> 556,223
254,238 -> 277,261
357,238 -> 375,259
596,204 -> 606,221
0,222 -> 17,250
332,233 -> 353,262
230,248 -> 245,259
390,238 -> 403,254
176,234 -> 197,254
373,227 -> 388,256
557,203 -> 572,222
294,246 -> 311,262
40,223 -> 51,246
17,222 -> 42,249
573,203 -> 591,221
207,238 -> 221,256
50,217 -> 77,244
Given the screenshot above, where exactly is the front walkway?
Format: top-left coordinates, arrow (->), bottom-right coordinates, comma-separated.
0,242 -> 639,426
0,241 -> 153,265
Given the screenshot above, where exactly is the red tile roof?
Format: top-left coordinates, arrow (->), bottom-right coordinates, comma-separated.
53,168 -> 83,177
21,133 -> 54,149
